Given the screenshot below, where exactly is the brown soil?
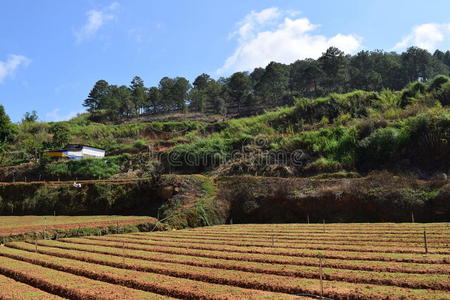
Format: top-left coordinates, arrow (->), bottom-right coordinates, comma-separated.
0,218 -> 156,236
11,241 -> 449,291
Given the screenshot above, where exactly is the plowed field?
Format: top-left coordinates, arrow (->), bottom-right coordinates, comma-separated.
0,223 -> 449,299
0,216 -> 155,237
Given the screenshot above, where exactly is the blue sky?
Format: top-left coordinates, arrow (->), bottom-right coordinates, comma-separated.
1,0 -> 450,122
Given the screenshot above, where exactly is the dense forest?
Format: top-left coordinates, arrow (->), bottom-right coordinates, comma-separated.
82,46 -> 450,121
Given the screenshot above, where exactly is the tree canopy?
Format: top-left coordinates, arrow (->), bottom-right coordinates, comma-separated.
80,46 -> 450,122
0,105 -> 16,144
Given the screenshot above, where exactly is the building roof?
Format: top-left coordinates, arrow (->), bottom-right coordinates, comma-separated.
62,144 -> 105,151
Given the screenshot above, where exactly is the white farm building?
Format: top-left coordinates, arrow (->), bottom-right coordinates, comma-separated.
43,144 -> 105,159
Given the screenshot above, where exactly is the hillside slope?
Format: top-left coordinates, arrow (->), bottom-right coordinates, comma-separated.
1,76 -> 450,225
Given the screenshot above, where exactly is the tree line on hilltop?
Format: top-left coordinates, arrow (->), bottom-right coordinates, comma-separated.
85,46 -> 450,122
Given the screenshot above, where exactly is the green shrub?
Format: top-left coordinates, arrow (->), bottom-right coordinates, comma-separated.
69,159 -> 120,179
375,89 -> 400,112
335,113 -> 352,125
400,81 -> 427,107
289,90 -> 378,125
44,156 -> 126,179
434,81 -> 450,106
305,157 -> 342,173
133,139 -> 147,151
357,127 -> 405,169
46,162 -> 70,178
403,112 -> 450,168
428,75 -> 449,91
165,136 -> 231,171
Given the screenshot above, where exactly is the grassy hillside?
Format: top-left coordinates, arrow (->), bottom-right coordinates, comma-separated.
163,76 -> 450,177
0,76 -> 449,225
4,75 -> 450,181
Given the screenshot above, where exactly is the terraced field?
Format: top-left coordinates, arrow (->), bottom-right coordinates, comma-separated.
0,216 -> 155,237
0,223 -> 449,299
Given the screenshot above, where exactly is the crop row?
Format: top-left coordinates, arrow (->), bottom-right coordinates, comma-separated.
0,247 -> 300,300
191,227 -> 450,237
154,231 -> 450,243
27,239 -> 450,275
159,226 -> 450,236
191,224 -> 450,235
0,216 -> 155,237
12,240 -> 450,291
131,232 -> 449,248
188,228 -> 450,235
81,235 -> 449,264
0,255 -> 172,300
198,224 -> 449,230
1,244 -> 448,299
146,233 -> 449,247
127,234 -> 449,255
0,273 -> 63,300
0,216 -> 152,229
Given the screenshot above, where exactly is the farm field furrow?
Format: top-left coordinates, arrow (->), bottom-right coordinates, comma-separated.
187,229 -> 450,236
0,244 -> 448,299
190,226 -> 450,234
130,232 -> 450,250
189,230 -> 449,235
0,216 -> 155,237
195,224 -> 450,231
145,235 -> 450,247
54,237 -> 450,274
149,231 -> 450,244
3,223 -> 449,299
9,240 -> 450,291
0,246 -> 305,300
0,255 -> 174,299
125,233 -> 450,254
25,239 -> 450,275
170,224 -> 450,233
0,273 -> 64,300
144,229 -> 450,242
140,229 -> 450,243
79,235 -> 450,264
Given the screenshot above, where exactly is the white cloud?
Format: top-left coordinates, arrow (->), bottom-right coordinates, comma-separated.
0,54 -> 31,83
45,108 -> 83,122
75,2 -> 120,43
393,23 -> 450,51
230,8 -> 283,42
217,8 -> 362,75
